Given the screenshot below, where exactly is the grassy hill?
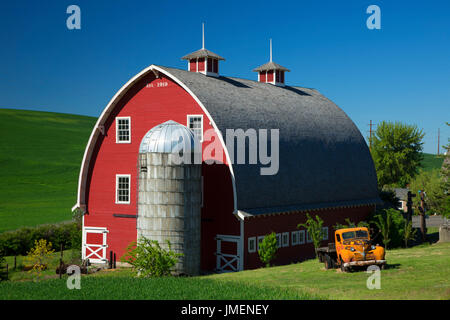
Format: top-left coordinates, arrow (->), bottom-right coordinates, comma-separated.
0,109 -> 96,232
420,152 -> 444,172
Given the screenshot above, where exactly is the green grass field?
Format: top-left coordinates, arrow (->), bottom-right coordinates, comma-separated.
0,109 -> 96,232
1,241 -> 448,300
421,152 -> 444,172
207,241 -> 450,300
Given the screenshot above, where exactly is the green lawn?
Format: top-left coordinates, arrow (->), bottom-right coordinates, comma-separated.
1,241 -> 448,300
0,109 -> 95,232
206,241 -> 450,300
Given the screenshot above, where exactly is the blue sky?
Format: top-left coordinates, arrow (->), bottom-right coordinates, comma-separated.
1,0 -> 449,154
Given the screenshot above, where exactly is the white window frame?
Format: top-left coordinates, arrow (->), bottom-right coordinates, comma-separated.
116,116 -> 131,144
322,227 -> 329,241
187,114 -> 203,143
299,230 -> 305,244
115,174 -> 131,204
248,237 -> 256,253
257,236 -> 265,251
306,230 -> 313,243
282,232 -> 289,247
276,233 -> 281,248
291,231 -> 299,246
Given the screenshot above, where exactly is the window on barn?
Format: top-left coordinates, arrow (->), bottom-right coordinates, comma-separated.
248,237 -> 256,253
299,230 -> 305,244
276,233 -> 281,248
322,227 -> 329,241
291,231 -> 299,246
306,230 -> 313,243
139,154 -> 147,173
187,115 -> 203,142
116,117 -> 131,143
282,232 -> 289,247
116,174 -> 130,204
257,236 -> 265,251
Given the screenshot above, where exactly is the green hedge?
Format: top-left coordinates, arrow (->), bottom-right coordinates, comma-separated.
0,222 -> 81,256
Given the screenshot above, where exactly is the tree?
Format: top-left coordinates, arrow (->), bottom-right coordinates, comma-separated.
26,239 -> 55,279
258,232 -> 277,267
440,122 -> 450,218
121,237 -> 182,277
403,220 -> 416,248
298,213 -> 324,257
333,218 -> 369,231
409,169 -> 446,216
373,212 -> 391,249
371,121 -> 425,188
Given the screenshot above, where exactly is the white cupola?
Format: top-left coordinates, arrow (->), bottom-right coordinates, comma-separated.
181,23 -> 225,77
253,39 -> 290,87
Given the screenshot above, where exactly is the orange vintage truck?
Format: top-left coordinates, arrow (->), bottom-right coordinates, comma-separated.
316,227 -> 386,272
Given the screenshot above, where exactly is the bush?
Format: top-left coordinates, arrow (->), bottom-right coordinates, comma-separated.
0,222 -> 81,256
258,232 -> 278,267
25,239 -> 55,279
121,237 -> 182,277
370,208 -> 405,249
298,213 -> 324,257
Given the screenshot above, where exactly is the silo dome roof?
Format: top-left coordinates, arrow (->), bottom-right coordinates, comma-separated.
139,120 -> 198,153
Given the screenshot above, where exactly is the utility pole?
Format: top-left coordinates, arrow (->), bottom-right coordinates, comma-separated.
438,128 -> 440,155
368,120 -> 375,151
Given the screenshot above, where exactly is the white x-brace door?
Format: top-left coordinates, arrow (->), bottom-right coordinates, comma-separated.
83,227 -> 109,263
216,234 -> 242,273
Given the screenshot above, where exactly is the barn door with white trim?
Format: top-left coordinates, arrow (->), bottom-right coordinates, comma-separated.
216,234 -> 241,273
83,227 -> 109,263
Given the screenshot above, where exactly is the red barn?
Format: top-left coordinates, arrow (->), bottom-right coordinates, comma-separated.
72,43 -> 379,274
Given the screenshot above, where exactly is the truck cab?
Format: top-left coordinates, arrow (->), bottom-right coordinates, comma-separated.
317,227 -> 386,272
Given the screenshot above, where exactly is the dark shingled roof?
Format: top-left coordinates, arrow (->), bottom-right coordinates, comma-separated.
181,48 -> 225,61
253,61 -> 290,72
158,66 -> 379,213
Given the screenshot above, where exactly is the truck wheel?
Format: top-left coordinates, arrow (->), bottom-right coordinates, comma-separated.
340,258 -> 347,272
324,255 -> 331,270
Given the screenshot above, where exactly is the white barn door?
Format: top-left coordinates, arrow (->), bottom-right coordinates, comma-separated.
216,234 -> 242,273
83,227 -> 109,263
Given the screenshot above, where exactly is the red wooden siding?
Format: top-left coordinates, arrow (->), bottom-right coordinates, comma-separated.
189,59 -> 197,72
267,70 -> 274,82
213,59 -> 218,73
259,71 -> 266,82
84,73 -> 235,264
198,58 -> 205,72
243,205 -> 375,269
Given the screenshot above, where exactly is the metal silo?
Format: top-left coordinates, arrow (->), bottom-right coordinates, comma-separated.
137,120 -> 202,275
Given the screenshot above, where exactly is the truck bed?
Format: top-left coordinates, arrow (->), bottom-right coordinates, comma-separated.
317,243 -> 336,253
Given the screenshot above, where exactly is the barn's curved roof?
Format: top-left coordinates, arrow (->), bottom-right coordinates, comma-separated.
157,66 -> 380,213
139,120 -> 198,154
73,64 -> 380,215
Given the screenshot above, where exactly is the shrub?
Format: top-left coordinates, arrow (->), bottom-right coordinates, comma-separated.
0,250 -> 7,281
121,237 -> 182,277
371,208 -> 405,249
258,232 -> 278,267
0,222 -> 80,256
25,239 -> 55,279
298,213 -> 324,257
